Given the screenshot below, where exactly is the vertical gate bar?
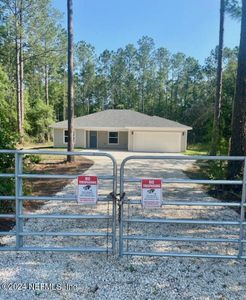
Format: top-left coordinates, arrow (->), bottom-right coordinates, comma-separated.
18,152 -> 24,248
119,159 -> 125,258
112,157 -> 117,254
15,152 -> 18,250
239,158 -> 246,258
15,152 -> 23,249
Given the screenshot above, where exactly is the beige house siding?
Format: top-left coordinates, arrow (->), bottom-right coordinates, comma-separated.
53,128 -> 85,148
180,131 -> 187,152
75,129 -> 85,147
97,131 -> 128,149
53,128 -> 188,152
128,130 -> 133,151
86,131 -> 89,147
53,128 -> 65,147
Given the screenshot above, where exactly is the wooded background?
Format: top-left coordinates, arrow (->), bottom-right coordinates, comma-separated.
0,0 -> 242,156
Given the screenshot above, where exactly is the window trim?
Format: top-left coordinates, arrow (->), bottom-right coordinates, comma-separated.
108,131 -> 119,145
63,129 -> 76,144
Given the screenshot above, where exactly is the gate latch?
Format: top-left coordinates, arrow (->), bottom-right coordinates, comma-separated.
108,192 -> 126,205
109,192 -> 118,202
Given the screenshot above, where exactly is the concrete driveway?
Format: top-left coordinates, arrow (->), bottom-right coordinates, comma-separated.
80,150 -> 189,193
57,149 -> 238,233
81,149 -> 184,168
78,149 -> 237,218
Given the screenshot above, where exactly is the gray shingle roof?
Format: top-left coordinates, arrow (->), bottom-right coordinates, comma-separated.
51,109 -> 192,130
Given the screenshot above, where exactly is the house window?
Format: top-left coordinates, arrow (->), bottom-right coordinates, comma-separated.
64,130 -> 75,144
108,132 -> 118,144
64,130 -> 69,143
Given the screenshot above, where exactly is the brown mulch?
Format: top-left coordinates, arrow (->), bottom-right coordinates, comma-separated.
0,158 -> 93,232
24,158 -> 93,210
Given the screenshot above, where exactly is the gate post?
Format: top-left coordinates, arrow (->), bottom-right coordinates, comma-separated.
15,152 -> 24,249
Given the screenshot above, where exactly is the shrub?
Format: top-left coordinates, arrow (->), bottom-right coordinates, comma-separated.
25,154 -> 42,164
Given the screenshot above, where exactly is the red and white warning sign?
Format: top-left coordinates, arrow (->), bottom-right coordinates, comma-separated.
77,175 -> 98,205
141,179 -> 162,209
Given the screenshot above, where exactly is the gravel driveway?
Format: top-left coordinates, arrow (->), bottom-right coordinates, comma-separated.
0,150 -> 245,300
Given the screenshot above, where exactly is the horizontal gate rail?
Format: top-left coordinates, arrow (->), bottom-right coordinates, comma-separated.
0,174 -> 15,178
124,200 -> 241,206
16,195 -> 112,202
0,149 -> 117,254
18,174 -> 114,179
19,214 -> 111,219
0,196 -> 15,200
123,235 -> 239,243
124,178 -> 242,185
0,232 -> 16,236
0,214 -> 15,218
19,246 -> 112,253
123,218 -> 240,225
122,251 -> 239,259
119,155 -> 245,161
119,155 -> 246,259
20,232 -> 112,237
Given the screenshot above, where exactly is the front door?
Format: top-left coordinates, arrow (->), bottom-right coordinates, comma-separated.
89,131 -> 97,148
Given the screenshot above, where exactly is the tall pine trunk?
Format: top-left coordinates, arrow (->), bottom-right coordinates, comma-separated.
228,0 -> 246,179
20,26 -> 25,131
67,0 -> 74,162
210,0 -> 225,155
20,0 -> 24,129
15,0 -> 23,140
20,44 -> 24,125
45,64 -> 49,105
44,64 -> 49,141
44,39 -> 49,106
15,35 -> 22,134
63,69 -> 67,120
87,98 -> 90,114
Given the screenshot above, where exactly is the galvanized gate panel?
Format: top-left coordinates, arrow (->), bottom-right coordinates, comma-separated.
1,150 -> 246,259
0,150 -> 117,254
119,155 -> 246,259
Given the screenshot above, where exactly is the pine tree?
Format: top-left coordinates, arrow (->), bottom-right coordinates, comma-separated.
67,0 -> 74,162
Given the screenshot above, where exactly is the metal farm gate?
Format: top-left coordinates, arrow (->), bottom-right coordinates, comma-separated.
0,150 -> 117,254
1,150 -> 246,260
119,155 -> 246,259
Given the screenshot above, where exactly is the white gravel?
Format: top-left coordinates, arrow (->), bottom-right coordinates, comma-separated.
0,151 -> 245,300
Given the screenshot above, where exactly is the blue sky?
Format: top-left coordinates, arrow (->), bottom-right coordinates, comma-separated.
52,0 -> 240,64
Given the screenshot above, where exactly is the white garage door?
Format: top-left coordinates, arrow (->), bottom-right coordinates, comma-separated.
133,131 -> 181,152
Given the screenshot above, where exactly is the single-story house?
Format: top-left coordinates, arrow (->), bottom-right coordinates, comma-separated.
50,109 -> 192,152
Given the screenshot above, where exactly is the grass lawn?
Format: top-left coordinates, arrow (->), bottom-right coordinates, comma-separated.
184,144 -> 209,156
18,143 -> 87,163
18,141 -> 53,149
185,149 -> 208,156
